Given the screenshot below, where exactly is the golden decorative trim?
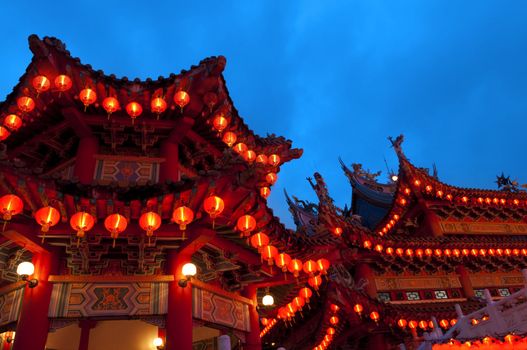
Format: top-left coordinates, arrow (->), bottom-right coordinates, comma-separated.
375,275 -> 461,291
439,221 -> 527,235
469,273 -> 524,288
48,275 -> 175,283
93,154 -> 165,163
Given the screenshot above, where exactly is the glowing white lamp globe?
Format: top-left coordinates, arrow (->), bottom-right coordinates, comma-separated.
262,294 -> 274,306
181,263 -> 197,277
17,262 -> 35,276
153,337 -> 164,347
391,175 -> 399,182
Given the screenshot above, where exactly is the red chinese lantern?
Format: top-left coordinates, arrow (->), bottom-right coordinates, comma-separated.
102,97 -> 120,118
261,318 -> 269,326
375,244 -> 383,252
0,194 -> 23,222
274,252 -> 291,272
256,154 -> 268,165
333,227 -> 343,236
439,319 -> 449,329
370,311 -> 380,322
363,240 -> 372,249
32,75 -> 51,95
308,275 -> 322,290
353,304 -> 363,315
35,206 -> 60,242
329,316 -> 339,325
139,211 -> 162,244
286,302 -> 297,315
330,304 -> 340,313
203,195 -> 225,220
317,258 -> 330,275
151,97 -> 167,118
398,319 -> 408,328
172,206 -> 194,232
0,126 -> 10,141
54,75 -> 72,93
266,173 -> 278,185
174,91 -> 190,111
70,211 -> 95,246
236,215 -> 256,237
243,150 -> 256,163
261,245 -> 278,265
326,327 -> 335,335
17,96 -> 35,113
260,187 -> 271,199
104,213 -> 128,247
126,102 -> 143,123
293,296 -> 305,310
222,131 -> 237,147
324,334 -> 332,343
299,287 -> 313,303
288,258 -> 303,278
3,114 -> 22,131
450,319 -> 457,326
268,154 -> 281,167
250,232 -> 269,252
79,88 -> 97,109
303,260 -> 317,275
213,115 -> 228,132
418,320 -> 428,330
233,143 -> 248,154
278,307 -> 289,320
409,320 -> 418,329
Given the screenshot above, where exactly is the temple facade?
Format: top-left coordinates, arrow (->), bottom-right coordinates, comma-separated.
0,36 -> 526,350
0,35 -> 303,350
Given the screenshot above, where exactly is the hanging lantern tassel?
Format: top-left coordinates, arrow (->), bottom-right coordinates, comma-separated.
111,230 -> 118,248
76,229 -> 85,247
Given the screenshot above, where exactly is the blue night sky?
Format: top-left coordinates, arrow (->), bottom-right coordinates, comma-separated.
1,2 -> 527,227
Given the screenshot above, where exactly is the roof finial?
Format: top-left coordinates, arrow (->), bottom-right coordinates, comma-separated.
388,134 -> 405,158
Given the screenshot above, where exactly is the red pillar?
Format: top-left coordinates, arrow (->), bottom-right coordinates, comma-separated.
355,263 -> 377,299
242,286 -> 261,350
366,333 -> 388,350
456,265 -> 475,298
12,251 -> 58,350
78,320 -> 96,350
74,137 -> 99,185
159,141 -> 179,183
166,251 -> 193,350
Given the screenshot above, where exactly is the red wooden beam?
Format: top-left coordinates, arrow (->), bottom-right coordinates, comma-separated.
248,275 -> 297,289
1,228 -> 49,254
61,107 -> 93,138
177,226 -> 216,256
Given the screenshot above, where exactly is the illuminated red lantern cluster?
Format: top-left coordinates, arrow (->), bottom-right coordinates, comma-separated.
259,318 -> 277,338
363,237 -> 526,261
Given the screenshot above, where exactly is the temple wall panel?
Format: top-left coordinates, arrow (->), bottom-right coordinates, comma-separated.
375,275 -> 461,291
192,287 -> 251,332
469,272 -> 523,288
93,155 -> 163,185
48,282 -> 168,318
0,287 -> 24,328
